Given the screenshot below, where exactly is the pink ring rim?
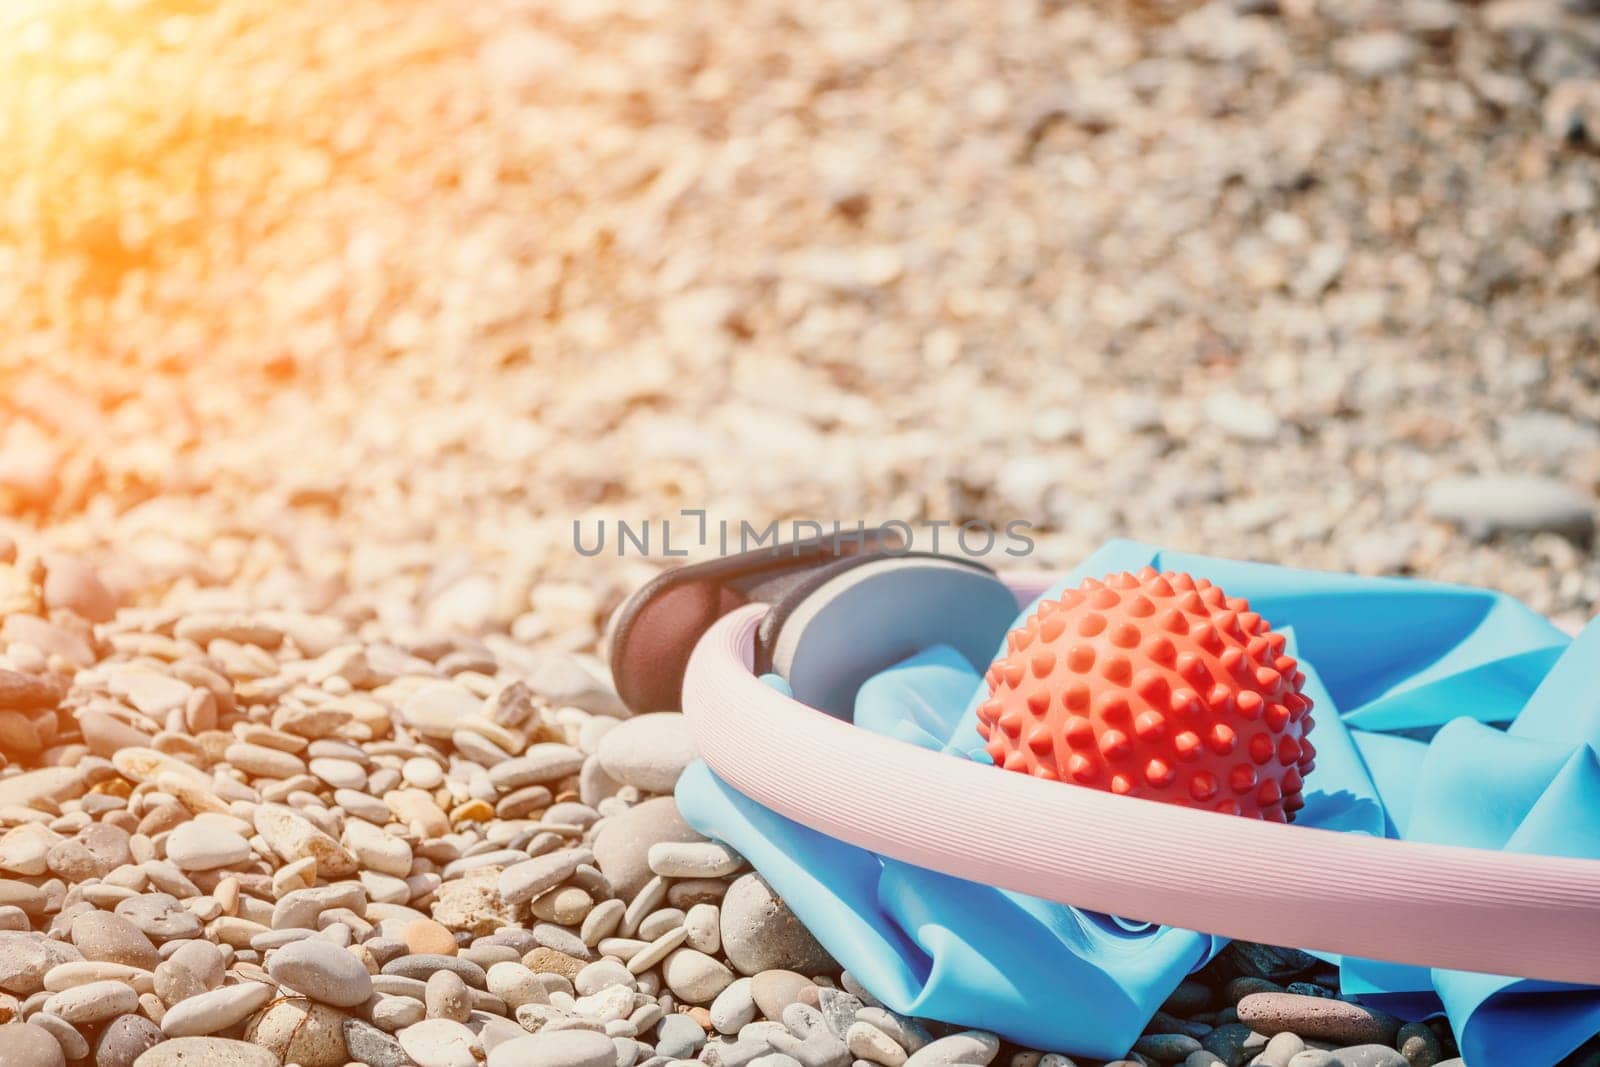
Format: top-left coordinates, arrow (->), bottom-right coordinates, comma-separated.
682,599 -> 1600,985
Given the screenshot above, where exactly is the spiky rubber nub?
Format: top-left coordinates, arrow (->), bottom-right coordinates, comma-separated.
977,567 -> 1315,821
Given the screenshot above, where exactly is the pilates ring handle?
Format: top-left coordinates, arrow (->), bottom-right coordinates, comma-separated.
680,600 -> 1600,985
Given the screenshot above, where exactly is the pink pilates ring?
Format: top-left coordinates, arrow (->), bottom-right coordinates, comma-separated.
680,597 -> 1600,985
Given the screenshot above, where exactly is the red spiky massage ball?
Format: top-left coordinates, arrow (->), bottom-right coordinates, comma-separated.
976,567 -> 1315,821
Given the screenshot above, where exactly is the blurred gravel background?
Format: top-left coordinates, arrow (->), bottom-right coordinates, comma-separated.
2,0 -> 1599,636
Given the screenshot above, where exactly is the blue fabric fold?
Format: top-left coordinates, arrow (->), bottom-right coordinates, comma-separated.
675,539 -> 1599,1063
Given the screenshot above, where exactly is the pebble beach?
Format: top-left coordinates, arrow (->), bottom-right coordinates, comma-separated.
0,0 -> 1597,1065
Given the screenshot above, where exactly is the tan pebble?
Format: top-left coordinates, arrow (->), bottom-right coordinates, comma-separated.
246,996 -> 349,1067
401,758 -> 444,789
272,857 -> 317,897
1236,992 -> 1400,1045
137,806 -> 186,839
425,970 -> 472,1023
77,708 -> 154,762
522,947 -> 585,981
344,700 -> 390,738
0,823 -> 60,876
428,871 -> 517,936
637,909 -> 685,942
106,669 -> 192,717
211,778 -> 256,806
91,777 -> 134,800
237,724 -> 307,753
104,864 -> 148,890
153,950 -> 218,1008
43,978 -> 139,1023
105,811 -> 141,836
143,860 -> 200,899
112,748 -> 208,787
403,918 -> 458,956
360,870 -> 411,905
155,772 -> 229,816
206,916 -> 269,948
71,911 -> 160,970
43,960 -> 154,993
579,899 -> 625,947
371,993 -> 424,1031
225,743 -> 306,780
399,683 -> 479,739
384,790 -> 449,838
81,884 -> 139,908
253,804 -> 356,877
273,705 -> 354,739
684,903 -> 720,954
183,689 -> 218,734
194,732 -> 233,766
455,717 -> 523,754
215,877 -> 240,916
156,732 -> 209,760
341,819 -> 412,878
484,682 -> 535,730
448,799 -> 493,824
210,640 -> 277,680
662,876 -> 726,908
485,962 -> 546,1010
308,758 -> 366,791
595,937 -> 647,961
751,970 -> 814,1019
173,660 -> 234,713
186,897 -> 223,923
530,885 -> 593,926
626,930 -> 686,980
